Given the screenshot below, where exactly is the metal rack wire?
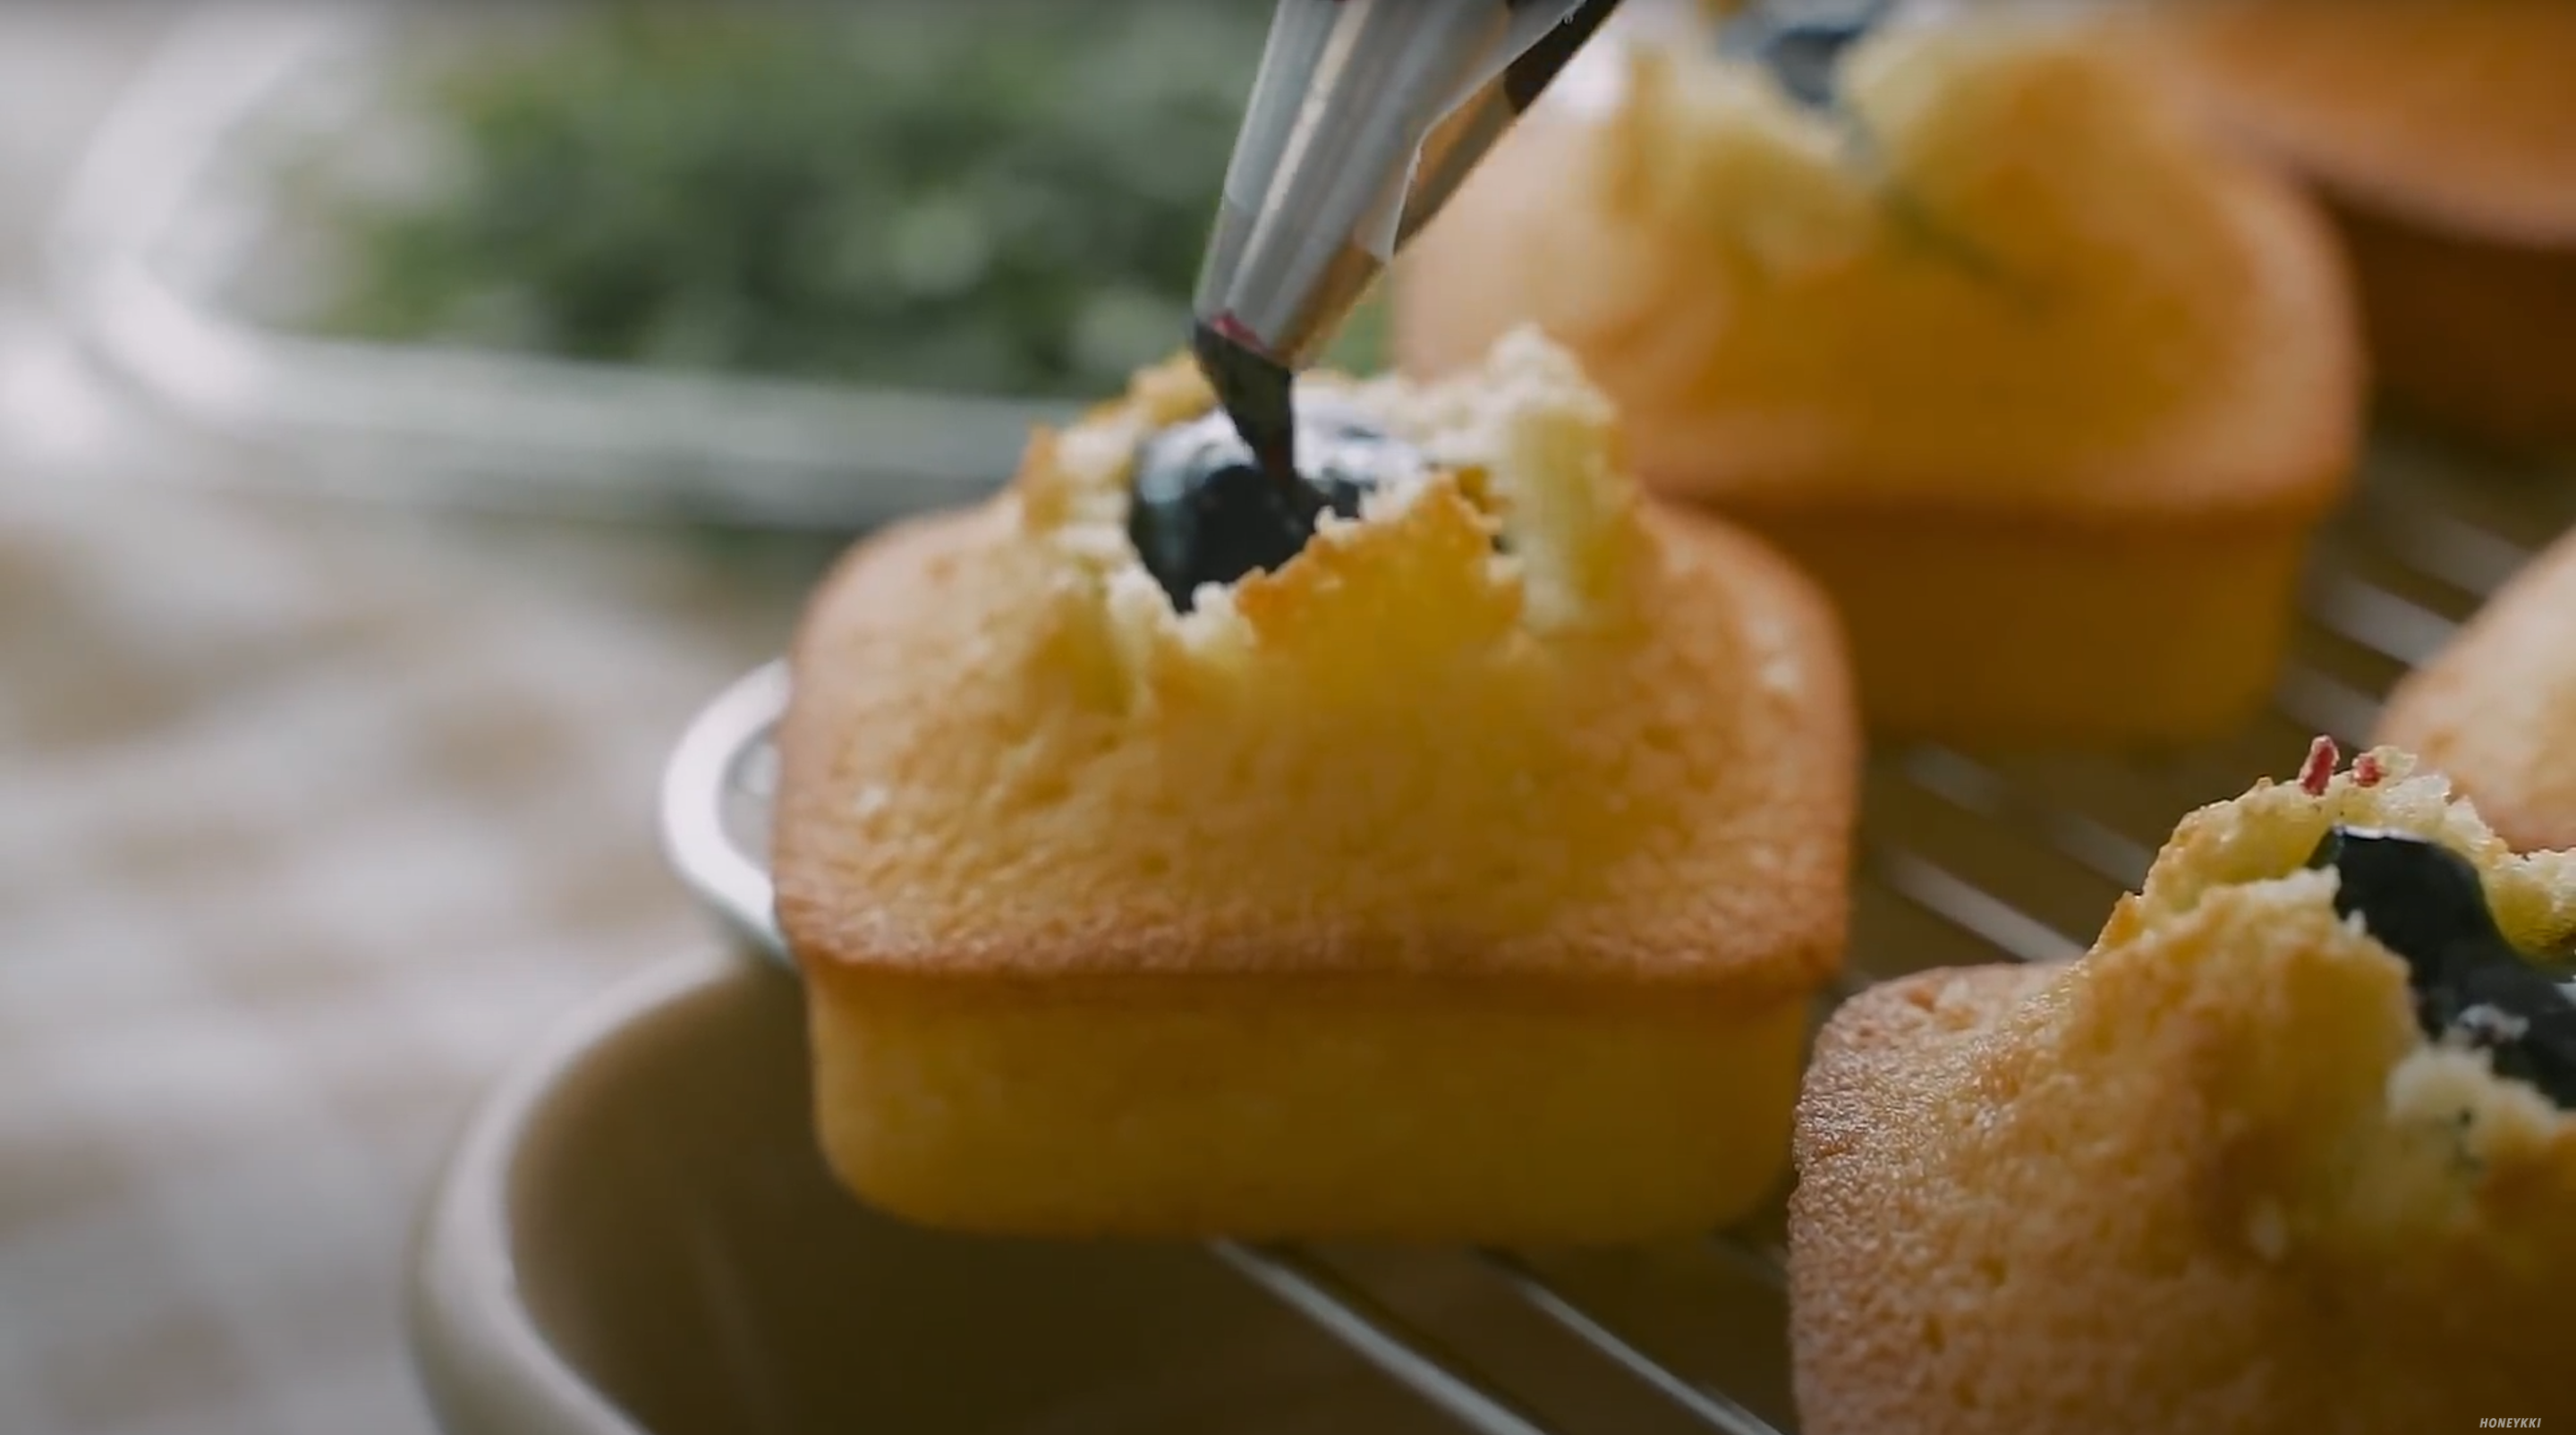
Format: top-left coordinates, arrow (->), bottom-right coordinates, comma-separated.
1194,436 -> 2575,1435
659,429 -> 2572,1435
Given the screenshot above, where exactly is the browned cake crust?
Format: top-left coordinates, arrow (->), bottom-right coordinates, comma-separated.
2325,198 -> 2576,453
1397,14 -> 2356,527
2379,528 -> 2576,853
1790,750 -> 2576,1433
1393,13 -> 2357,742
770,331 -> 1858,1240
2142,0 -> 2576,449
2143,0 -> 2576,248
776,416 -> 1850,997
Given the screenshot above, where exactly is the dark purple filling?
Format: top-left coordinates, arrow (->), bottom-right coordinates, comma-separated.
2308,826 -> 2576,1108
1717,1 -> 1892,109
1126,405 -> 1422,612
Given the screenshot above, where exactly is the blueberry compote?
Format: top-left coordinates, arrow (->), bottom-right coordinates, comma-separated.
1127,400 -> 1428,612
1718,0 -> 1892,108
2308,826 -> 2576,1108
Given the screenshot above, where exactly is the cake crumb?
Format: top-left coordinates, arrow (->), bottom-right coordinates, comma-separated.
2297,734 -> 2339,796
1747,614 -> 1801,694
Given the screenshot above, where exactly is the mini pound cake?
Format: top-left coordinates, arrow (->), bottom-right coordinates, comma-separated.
2140,0 -> 2576,451
1790,742 -> 2576,1433
771,328 -> 1858,1243
2379,527 -> 2576,853
1395,5 -> 2359,743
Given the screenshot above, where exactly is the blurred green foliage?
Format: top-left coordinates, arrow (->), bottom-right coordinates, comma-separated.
307,2 -> 1412,400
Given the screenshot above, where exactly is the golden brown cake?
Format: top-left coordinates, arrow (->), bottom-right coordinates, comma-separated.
770,329 -> 1858,1243
2379,527 -> 2576,853
1790,743 -> 2576,1433
2139,0 -> 2576,452
1395,8 -> 2359,743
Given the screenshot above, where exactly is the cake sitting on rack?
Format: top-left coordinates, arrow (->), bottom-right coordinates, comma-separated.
2378,526 -> 2576,854
1789,741 -> 2576,1433
2138,0 -> 2576,451
770,328 -> 1858,1243
1391,4 -> 2359,743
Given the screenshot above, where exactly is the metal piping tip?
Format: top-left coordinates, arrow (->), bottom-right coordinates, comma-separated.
1193,318 -> 1305,498
1188,0 -> 1627,386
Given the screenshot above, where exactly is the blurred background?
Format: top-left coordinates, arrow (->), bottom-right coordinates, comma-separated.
4,4 -> 1309,1432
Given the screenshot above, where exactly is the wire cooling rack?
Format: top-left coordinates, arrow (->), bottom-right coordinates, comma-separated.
659,428 -> 2573,1435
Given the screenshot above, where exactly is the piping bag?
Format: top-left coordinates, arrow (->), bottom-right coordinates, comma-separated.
1189,0 -> 1627,505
